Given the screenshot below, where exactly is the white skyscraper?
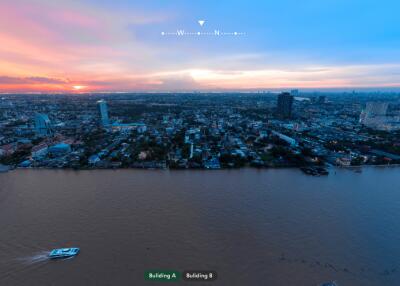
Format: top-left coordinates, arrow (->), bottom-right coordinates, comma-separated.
97,100 -> 110,126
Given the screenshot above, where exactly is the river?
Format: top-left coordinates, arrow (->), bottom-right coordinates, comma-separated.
0,167 -> 399,285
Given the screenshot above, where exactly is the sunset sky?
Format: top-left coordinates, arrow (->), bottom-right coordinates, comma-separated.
0,0 -> 399,93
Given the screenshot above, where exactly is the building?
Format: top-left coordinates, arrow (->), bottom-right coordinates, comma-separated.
336,157 -> 351,166
359,102 -> 389,128
204,157 -> 221,169
111,122 -> 147,133
97,100 -> 110,126
31,143 -> 49,159
362,102 -> 388,119
34,113 -> 52,137
318,95 -> 327,104
277,92 -> 294,119
271,130 -> 298,147
0,143 -> 17,157
48,142 -> 71,156
88,154 -> 101,165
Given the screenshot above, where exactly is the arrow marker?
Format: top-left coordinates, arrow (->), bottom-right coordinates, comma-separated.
198,20 -> 205,27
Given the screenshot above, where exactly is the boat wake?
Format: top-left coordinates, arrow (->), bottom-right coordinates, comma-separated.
0,250 -> 51,282
16,251 -> 50,265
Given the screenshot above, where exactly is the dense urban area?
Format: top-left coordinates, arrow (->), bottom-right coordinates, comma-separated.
1,91 -> 400,175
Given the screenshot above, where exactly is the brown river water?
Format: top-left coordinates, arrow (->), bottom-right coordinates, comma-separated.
0,167 -> 399,285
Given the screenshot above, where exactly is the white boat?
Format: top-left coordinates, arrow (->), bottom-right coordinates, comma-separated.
49,247 -> 80,259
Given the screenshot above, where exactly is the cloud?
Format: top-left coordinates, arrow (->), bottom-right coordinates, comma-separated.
2,62 -> 400,93
0,0 -> 399,92
0,76 -> 68,85
0,0 -> 173,79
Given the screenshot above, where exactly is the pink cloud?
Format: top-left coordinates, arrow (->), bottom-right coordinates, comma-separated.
0,76 -> 68,85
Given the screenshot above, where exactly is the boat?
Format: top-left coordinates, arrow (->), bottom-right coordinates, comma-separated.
49,247 -> 80,259
315,166 -> 329,175
301,166 -> 329,176
300,166 -> 318,176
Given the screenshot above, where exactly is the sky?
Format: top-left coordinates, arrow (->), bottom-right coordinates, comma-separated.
0,0 -> 399,93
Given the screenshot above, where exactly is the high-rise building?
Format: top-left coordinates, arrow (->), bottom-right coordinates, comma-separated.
359,102 -> 388,125
34,113 -> 52,137
290,89 -> 299,97
97,100 -> 110,126
365,102 -> 388,116
277,92 -> 294,119
318,95 -> 327,104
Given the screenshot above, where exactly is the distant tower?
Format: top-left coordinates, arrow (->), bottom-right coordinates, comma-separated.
318,95 -> 327,104
277,92 -> 294,119
190,143 -> 194,159
97,100 -> 110,126
290,89 -> 299,97
34,113 -> 52,137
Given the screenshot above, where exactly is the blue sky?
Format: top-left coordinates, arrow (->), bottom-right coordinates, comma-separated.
0,0 -> 399,92
141,0 -> 399,62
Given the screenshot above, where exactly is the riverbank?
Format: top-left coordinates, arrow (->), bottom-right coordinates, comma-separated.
2,163 -> 400,178
0,163 -> 329,176
2,162 -> 400,173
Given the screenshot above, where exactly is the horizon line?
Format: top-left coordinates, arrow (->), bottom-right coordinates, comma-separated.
2,88 -> 400,96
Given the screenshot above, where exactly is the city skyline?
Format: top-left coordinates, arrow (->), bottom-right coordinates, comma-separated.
0,0 -> 399,93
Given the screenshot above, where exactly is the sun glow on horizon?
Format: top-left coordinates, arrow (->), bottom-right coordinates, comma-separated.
72,85 -> 87,91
